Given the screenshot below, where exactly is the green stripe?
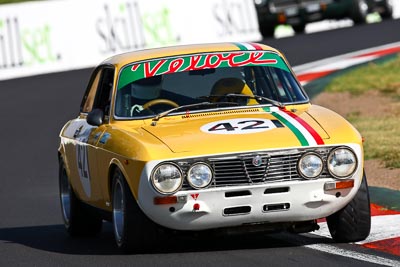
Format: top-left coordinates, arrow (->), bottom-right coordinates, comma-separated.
369,187 -> 400,211
263,107 -> 309,146
273,112 -> 309,146
233,42 -> 248,51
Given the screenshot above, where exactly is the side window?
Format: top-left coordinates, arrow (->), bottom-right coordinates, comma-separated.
81,69 -> 103,113
93,67 -> 114,116
80,66 -> 115,114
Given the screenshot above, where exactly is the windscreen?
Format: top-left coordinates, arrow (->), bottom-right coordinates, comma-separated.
115,51 -> 308,118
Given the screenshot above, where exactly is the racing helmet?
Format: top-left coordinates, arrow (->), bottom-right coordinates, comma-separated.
131,75 -> 162,100
210,78 -> 258,105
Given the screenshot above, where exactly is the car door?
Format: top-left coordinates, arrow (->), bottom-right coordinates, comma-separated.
63,65 -> 115,204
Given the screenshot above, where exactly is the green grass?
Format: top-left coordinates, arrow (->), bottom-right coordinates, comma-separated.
326,54 -> 400,168
325,54 -> 400,96
348,116 -> 400,168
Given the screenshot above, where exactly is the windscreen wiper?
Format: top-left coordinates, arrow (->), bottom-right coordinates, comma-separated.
224,93 -> 285,108
151,101 -> 238,126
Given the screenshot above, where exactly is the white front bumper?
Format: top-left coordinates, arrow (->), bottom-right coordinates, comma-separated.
138,164 -> 363,231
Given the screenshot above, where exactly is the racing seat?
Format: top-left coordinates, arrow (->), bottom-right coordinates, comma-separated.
210,78 -> 259,105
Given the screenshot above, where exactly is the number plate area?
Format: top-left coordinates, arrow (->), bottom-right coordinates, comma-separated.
201,118 -> 284,135
285,7 -> 299,16
305,3 -> 320,12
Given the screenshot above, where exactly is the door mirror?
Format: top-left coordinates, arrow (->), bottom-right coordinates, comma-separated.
87,108 -> 104,126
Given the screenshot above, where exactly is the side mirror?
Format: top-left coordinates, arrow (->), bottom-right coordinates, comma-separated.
87,108 -> 104,126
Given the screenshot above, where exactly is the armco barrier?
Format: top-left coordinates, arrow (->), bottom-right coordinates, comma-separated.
0,0 -> 261,81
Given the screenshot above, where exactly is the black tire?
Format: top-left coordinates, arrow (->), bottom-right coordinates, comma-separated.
292,23 -> 306,34
351,0 -> 368,24
111,168 -> 161,253
327,173 -> 371,242
59,160 -> 103,236
380,0 -> 393,19
259,23 -> 275,37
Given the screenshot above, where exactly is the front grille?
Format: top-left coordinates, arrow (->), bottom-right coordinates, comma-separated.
210,153 -> 300,186
179,147 -> 332,190
270,0 -> 297,9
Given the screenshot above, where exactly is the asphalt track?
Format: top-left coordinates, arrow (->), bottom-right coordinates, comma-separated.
1,19 -> 400,266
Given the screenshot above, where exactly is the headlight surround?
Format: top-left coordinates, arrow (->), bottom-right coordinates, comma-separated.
327,147 -> 357,179
187,163 -> 213,189
151,163 -> 183,194
298,152 -> 323,179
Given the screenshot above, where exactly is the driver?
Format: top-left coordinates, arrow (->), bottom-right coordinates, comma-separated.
210,78 -> 259,105
130,75 -> 162,115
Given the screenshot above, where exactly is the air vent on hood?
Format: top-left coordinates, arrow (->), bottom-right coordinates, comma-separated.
181,108 -> 260,119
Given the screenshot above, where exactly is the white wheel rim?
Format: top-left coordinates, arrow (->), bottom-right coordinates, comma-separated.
359,0 -> 368,16
60,167 -> 71,225
113,179 -> 125,244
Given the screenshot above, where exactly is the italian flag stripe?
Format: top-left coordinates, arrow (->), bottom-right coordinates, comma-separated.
282,109 -> 325,145
271,111 -> 309,146
250,43 -> 264,50
234,42 -> 249,50
263,107 -> 324,146
234,42 -> 263,51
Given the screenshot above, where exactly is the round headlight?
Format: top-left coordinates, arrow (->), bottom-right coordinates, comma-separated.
151,163 -> 182,194
298,153 -> 323,179
187,163 -> 213,189
327,147 -> 357,179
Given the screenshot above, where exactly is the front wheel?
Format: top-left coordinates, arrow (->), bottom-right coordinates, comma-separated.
351,0 -> 368,24
380,0 -> 394,19
327,173 -> 371,242
112,168 -> 162,253
59,159 -> 102,236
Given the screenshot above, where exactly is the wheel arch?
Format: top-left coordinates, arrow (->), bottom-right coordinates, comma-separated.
58,150 -> 71,184
108,159 -> 139,202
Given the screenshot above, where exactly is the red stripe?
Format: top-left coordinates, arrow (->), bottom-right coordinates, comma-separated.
250,43 -> 264,50
370,203 -> 400,216
282,108 -> 325,145
362,237 -> 400,256
352,46 -> 400,59
296,70 -> 336,83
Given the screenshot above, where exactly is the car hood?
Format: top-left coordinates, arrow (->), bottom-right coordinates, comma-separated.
141,107 -> 330,154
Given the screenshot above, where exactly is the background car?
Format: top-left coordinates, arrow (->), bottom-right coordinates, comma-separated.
255,0 -> 394,37
58,42 -> 370,253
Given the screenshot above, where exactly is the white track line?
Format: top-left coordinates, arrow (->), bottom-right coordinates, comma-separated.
275,231 -> 400,267
314,214 -> 400,245
304,243 -> 400,267
293,41 -> 400,75
272,213 -> 400,266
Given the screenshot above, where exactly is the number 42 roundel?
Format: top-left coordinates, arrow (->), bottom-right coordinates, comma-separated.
200,118 -> 284,135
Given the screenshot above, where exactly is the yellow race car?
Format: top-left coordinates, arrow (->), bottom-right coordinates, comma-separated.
58,42 -> 370,252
